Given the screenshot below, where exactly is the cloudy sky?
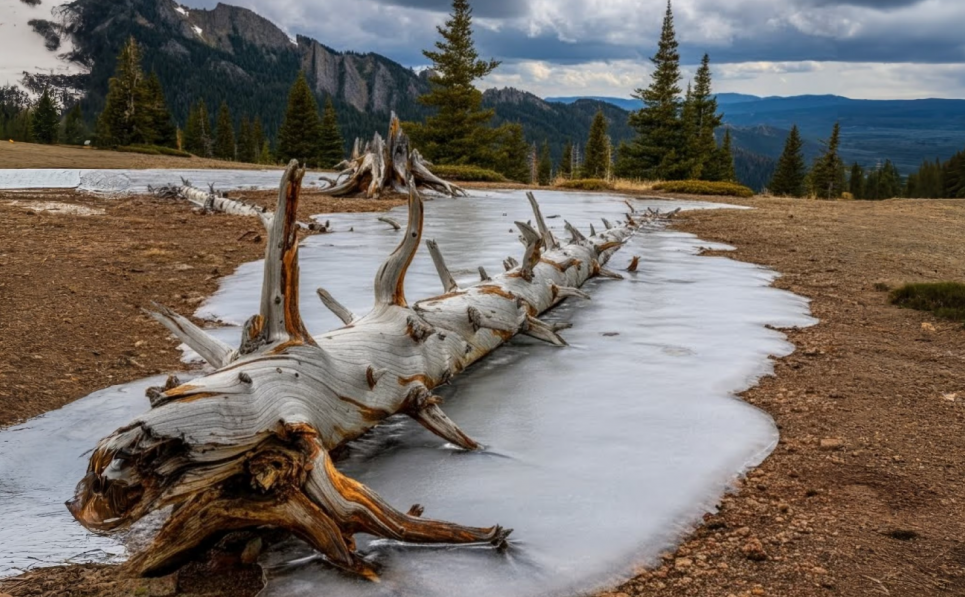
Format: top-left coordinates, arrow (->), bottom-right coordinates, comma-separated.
183,0 -> 965,99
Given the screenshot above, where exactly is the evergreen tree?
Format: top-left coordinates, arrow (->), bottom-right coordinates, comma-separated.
31,88 -> 60,144
559,141 -> 574,179
318,97 -> 345,168
769,125 -> 807,196
583,109 -> 611,179
703,129 -> 735,182
62,103 -> 85,145
252,117 -> 266,160
237,116 -> 255,163
621,1 -> 685,180
943,150 -> 965,198
537,140 -> 552,186
405,0 -> 501,166
496,123 -> 530,183
213,101 -> 236,160
848,162 -> 865,199
259,140 -> 273,165
183,100 -> 212,157
906,158 -> 944,198
688,54 -> 724,179
808,122 -> 847,199
141,72 -> 176,147
96,37 -> 149,146
277,72 -> 322,166
863,160 -> 902,200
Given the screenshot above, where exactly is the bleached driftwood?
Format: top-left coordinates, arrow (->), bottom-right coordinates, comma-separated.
320,113 -> 466,199
69,161 -> 640,580
151,179 -> 330,232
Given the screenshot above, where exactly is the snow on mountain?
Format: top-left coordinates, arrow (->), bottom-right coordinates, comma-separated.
0,0 -> 87,93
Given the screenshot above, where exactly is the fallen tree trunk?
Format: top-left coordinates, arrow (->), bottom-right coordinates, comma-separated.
150,179 -> 330,232
69,163 -> 642,580
319,113 -> 466,199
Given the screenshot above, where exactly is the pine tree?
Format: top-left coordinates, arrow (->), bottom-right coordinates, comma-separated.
715,129 -> 736,181
496,123 -> 530,183
559,141 -> 574,179
213,101 -> 235,160
259,140 -> 272,165
277,72 -> 322,166
621,0 -> 685,180
405,0 -> 501,166
689,54 -> 724,180
808,123 -> 847,199
848,162 -> 865,199
583,109 -> 610,179
252,117 -> 266,161
141,72 -> 176,147
537,141 -> 552,186
183,100 -> 212,157
318,97 -> 345,168
237,116 -> 255,163
31,88 -> 60,144
62,103 -> 85,145
96,37 -> 148,146
943,151 -> 965,198
769,125 -> 807,196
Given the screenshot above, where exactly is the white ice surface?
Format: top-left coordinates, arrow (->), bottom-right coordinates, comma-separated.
0,168 -> 336,193
0,0 -> 85,91
0,190 -> 816,595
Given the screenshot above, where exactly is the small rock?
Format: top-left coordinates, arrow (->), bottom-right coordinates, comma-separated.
675,557 -> 693,570
742,538 -> 769,561
819,438 -> 844,451
942,392 -> 958,402
812,566 -> 828,575
921,322 -> 937,333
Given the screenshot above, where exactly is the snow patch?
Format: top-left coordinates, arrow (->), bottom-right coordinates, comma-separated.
192,25 -> 203,37
9,200 -> 105,216
0,0 -> 88,94
175,5 -> 187,16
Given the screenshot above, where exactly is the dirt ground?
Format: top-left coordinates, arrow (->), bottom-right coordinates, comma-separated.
2,193 -> 965,596
0,142 -> 278,170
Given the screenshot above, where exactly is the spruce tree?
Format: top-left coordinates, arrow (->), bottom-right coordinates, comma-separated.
406,0 -> 501,166
769,125 -> 807,196
183,100 -> 212,157
62,103 -> 85,145
318,97 -> 345,168
277,72 -> 322,167
848,162 -> 865,199
31,88 -> 60,144
943,151 -> 965,198
537,141 -> 552,186
808,122 -> 847,199
213,101 -> 235,160
496,123 -> 530,183
689,54 -> 724,180
141,72 -> 176,147
237,116 -> 255,163
252,117 -> 266,160
560,141 -> 573,179
259,140 -> 272,165
622,0 -> 685,180
583,109 -> 610,179
96,37 -> 148,146
715,129 -> 736,181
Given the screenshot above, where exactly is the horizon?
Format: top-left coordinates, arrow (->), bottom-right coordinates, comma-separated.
180,0 -> 965,101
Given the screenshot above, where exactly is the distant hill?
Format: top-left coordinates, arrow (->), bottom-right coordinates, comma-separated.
548,93 -> 965,174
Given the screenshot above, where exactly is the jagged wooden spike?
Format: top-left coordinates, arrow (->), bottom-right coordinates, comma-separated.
589,223 -> 597,237
317,288 -> 356,326
551,284 -> 591,302
596,264 -> 625,280
378,216 -> 402,231
627,256 -> 641,273
250,160 -> 315,351
503,256 -> 519,272
602,218 -> 613,230
515,221 -> 543,282
374,183 -> 424,307
478,266 -> 491,282
426,239 -> 459,294
565,220 -> 587,243
624,199 -> 637,214
523,315 -> 568,346
403,391 -> 480,450
526,192 -> 559,250
144,303 -> 235,369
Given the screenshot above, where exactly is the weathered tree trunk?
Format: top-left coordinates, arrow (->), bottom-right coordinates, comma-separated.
320,113 -> 466,199
69,163 -> 643,580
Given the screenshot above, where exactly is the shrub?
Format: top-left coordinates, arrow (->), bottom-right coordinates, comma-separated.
429,164 -> 507,183
555,178 -> 615,191
117,145 -> 192,158
652,180 -> 755,198
890,282 -> 965,322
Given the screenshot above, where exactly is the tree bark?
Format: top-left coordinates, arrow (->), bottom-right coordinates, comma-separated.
69,162 -> 643,580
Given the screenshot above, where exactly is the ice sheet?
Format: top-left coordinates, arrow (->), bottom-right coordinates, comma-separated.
0,190 -> 815,594
0,168 -> 336,193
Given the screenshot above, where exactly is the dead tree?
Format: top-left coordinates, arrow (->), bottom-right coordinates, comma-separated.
68,164 -> 641,580
319,113 -> 466,199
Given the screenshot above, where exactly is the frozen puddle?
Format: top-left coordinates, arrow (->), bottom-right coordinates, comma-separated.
0,168 -> 336,194
0,190 -> 815,595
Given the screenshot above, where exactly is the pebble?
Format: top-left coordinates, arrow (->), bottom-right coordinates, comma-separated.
675,557 -> 693,570
819,438 -> 844,451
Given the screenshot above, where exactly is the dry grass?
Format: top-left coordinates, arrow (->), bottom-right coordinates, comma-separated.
612,178 -> 663,193
0,141 -> 279,170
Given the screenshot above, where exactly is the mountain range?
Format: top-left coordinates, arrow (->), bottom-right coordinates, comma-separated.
8,0 -> 964,190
